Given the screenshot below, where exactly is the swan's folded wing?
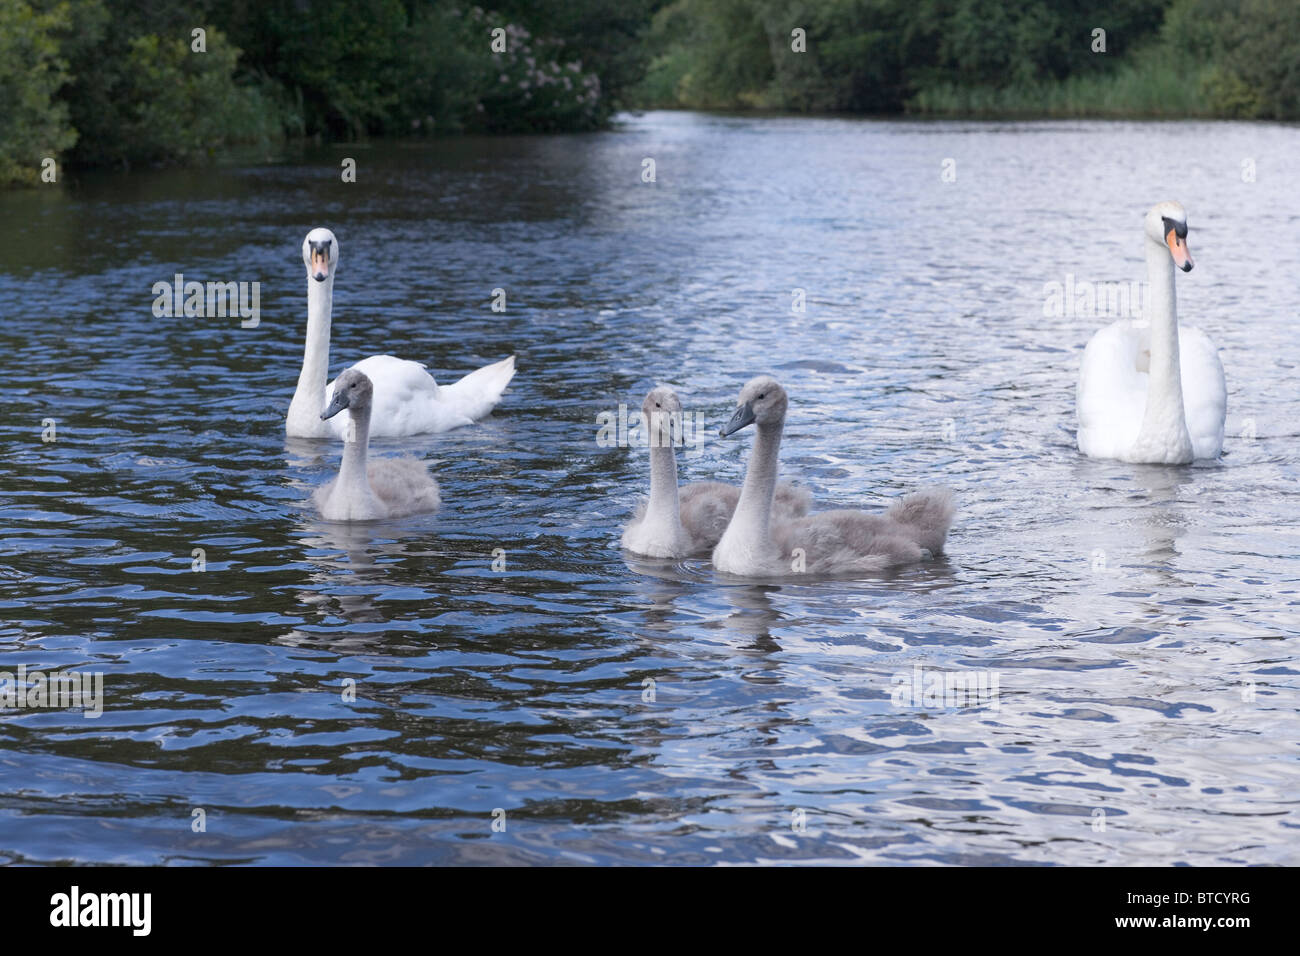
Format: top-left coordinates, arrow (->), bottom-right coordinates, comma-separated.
884,488 -> 955,555
437,355 -> 517,423
1178,326 -> 1227,459
327,355 -> 469,437
1077,321 -> 1146,459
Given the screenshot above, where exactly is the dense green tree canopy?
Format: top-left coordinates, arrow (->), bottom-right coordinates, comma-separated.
2,0 -> 1298,186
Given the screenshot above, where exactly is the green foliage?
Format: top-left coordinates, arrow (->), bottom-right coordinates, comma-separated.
59,0 -> 292,169
2,0 -> 632,185
630,0 -> 1300,121
490,0 -> 655,111
1206,0 -> 1300,118
0,0 -> 77,186
469,12 -> 606,132
209,0 -> 634,137
8,0 -> 1300,188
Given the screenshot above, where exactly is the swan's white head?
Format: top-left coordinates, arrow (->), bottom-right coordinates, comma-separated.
1145,201 -> 1192,273
321,368 -> 372,420
303,227 -> 339,283
720,375 -> 787,437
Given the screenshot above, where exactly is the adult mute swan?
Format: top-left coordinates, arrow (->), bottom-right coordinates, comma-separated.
313,369 -> 442,521
712,376 -> 955,577
286,227 -> 517,439
1077,202 -> 1226,463
621,386 -> 811,558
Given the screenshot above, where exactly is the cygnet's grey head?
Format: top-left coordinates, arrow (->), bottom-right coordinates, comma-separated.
642,386 -> 683,418
642,386 -> 684,447
321,368 -> 373,420
303,227 -> 339,283
720,375 -> 788,437
1144,201 -> 1192,273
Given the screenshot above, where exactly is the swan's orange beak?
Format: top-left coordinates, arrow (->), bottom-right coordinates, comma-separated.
310,248 -> 330,282
1166,229 -> 1193,272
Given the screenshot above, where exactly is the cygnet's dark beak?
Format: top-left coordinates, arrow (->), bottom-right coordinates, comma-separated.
321,389 -> 349,420
720,401 -> 756,437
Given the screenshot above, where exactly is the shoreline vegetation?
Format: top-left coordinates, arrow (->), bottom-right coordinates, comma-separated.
3,0 -> 1297,188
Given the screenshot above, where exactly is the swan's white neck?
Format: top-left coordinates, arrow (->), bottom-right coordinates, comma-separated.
715,421 -> 782,567
287,275 -> 334,437
1133,238 -> 1193,462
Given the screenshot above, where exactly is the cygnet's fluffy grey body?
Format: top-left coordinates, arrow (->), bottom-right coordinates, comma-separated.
622,386 -> 810,558
712,375 -> 955,577
312,368 -> 442,521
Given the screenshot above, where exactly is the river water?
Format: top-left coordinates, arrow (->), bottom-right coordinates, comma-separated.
0,111 -> 1296,865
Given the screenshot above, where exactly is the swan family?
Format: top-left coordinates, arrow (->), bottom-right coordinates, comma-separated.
297,201 -> 1228,581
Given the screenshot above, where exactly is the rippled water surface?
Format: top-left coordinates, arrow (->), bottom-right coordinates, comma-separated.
1,112 -> 1298,865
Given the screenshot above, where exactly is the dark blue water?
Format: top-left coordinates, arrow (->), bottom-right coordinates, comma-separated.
0,112 -> 1296,864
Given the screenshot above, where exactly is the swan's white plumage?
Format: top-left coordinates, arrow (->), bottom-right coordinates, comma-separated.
322,353 -> 516,439
1077,321 -> 1225,461
287,227 -> 516,439
1076,201 -> 1226,464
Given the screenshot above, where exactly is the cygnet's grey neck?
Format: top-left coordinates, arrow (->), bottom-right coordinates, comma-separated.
644,439 -> 684,534
732,420 -> 783,537
335,404 -> 373,498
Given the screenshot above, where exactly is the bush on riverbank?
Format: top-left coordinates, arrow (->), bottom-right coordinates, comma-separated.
0,0 -> 77,186
632,0 -> 1300,120
0,0 -> 645,186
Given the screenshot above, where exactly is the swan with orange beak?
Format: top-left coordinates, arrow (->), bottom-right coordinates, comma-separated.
1076,201 -> 1226,464
286,227 -> 518,439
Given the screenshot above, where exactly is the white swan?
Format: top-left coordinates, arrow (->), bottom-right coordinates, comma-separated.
286,227 -> 517,439
312,369 -> 442,521
621,386 -> 811,558
712,376 -> 955,577
1077,201 -> 1226,463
